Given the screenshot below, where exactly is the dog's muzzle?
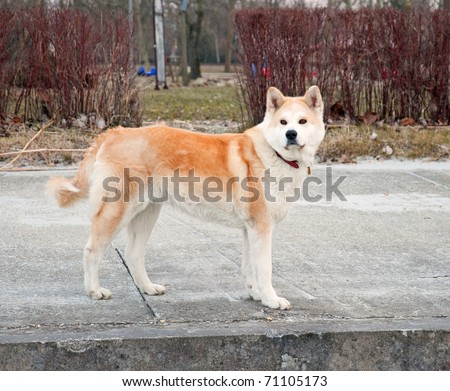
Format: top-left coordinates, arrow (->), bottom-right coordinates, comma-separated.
285,130 -> 298,146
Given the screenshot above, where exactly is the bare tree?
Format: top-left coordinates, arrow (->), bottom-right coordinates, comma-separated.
187,0 -> 204,79
224,0 -> 237,73
326,0 -> 441,7
135,0 -> 152,66
327,0 -> 358,8
290,0 -> 307,6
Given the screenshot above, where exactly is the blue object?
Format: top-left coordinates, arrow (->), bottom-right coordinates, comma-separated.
138,66 -> 156,77
137,66 -> 146,76
146,67 -> 156,77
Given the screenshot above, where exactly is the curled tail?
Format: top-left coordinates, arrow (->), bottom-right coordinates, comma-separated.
46,145 -> 97,208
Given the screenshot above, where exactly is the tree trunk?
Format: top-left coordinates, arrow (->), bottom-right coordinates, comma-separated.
135,0 -> 148,66
188,0 -> 204,80
180,9 -> 189,86
224,0 -> 237,73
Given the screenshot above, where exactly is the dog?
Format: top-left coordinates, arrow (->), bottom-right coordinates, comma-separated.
46,86 -> 325,309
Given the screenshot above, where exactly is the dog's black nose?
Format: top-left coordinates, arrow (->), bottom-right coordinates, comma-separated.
285,130 -> 297,140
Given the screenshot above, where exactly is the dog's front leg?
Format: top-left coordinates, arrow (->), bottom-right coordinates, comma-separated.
246,226 -> 291,310
242,228 -> 260,300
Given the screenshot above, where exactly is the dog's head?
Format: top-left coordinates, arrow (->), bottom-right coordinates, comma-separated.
261,86 -> 325,166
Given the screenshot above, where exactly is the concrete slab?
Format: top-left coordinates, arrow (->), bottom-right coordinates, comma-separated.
0,161 -> 449,370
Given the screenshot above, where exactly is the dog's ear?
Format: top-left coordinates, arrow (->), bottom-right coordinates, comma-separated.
304,86 -> 323,114
266,87 -> 286,114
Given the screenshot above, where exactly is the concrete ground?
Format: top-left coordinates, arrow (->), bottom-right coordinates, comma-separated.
0,161 -> 449,370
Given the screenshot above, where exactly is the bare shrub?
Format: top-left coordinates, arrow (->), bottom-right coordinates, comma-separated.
235,8 -> 450,125
0,8 -> 140,127
0,9 -> 14,117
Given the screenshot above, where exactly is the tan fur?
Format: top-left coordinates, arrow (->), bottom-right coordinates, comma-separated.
47,87 -> 326,309
45,144 -> 97,207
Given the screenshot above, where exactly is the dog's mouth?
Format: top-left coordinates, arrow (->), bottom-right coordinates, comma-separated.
285,141 -> 305,150
286,139 -> 298,146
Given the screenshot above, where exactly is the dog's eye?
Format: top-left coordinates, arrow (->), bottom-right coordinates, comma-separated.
280,120 -> 287,125
299,119 -> 307,125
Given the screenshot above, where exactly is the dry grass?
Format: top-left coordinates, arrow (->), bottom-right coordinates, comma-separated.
0,127 -> 95,167
2,123 -> 448,169
1,85 -> 449,168
319,125 -> 450,162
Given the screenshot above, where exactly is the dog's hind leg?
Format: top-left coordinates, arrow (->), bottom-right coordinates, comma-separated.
84,202 -> 127,300
125,203 -> 165,296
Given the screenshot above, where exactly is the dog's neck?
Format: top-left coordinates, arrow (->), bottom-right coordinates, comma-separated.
274,150 -> 299,169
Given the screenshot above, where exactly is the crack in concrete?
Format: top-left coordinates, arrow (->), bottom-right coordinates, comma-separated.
113,246 -> 157,318
408,171 -> 450,189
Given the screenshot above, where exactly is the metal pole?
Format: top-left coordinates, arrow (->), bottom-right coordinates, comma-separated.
154,0 -> 168,90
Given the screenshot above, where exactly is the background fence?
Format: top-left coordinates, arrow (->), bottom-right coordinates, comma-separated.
0,8 -> 140,127
235,8 -> 450,126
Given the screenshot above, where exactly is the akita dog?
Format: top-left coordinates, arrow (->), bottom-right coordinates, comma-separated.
47,86 -> 325,309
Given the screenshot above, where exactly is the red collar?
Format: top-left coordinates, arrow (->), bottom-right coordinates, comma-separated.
275,150 -> 300,169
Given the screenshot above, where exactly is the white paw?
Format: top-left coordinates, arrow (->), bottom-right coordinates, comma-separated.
262,296 -> 291,310
246,286 -> 261,301
88,287 -> 112,300
142,283 -> 166,296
